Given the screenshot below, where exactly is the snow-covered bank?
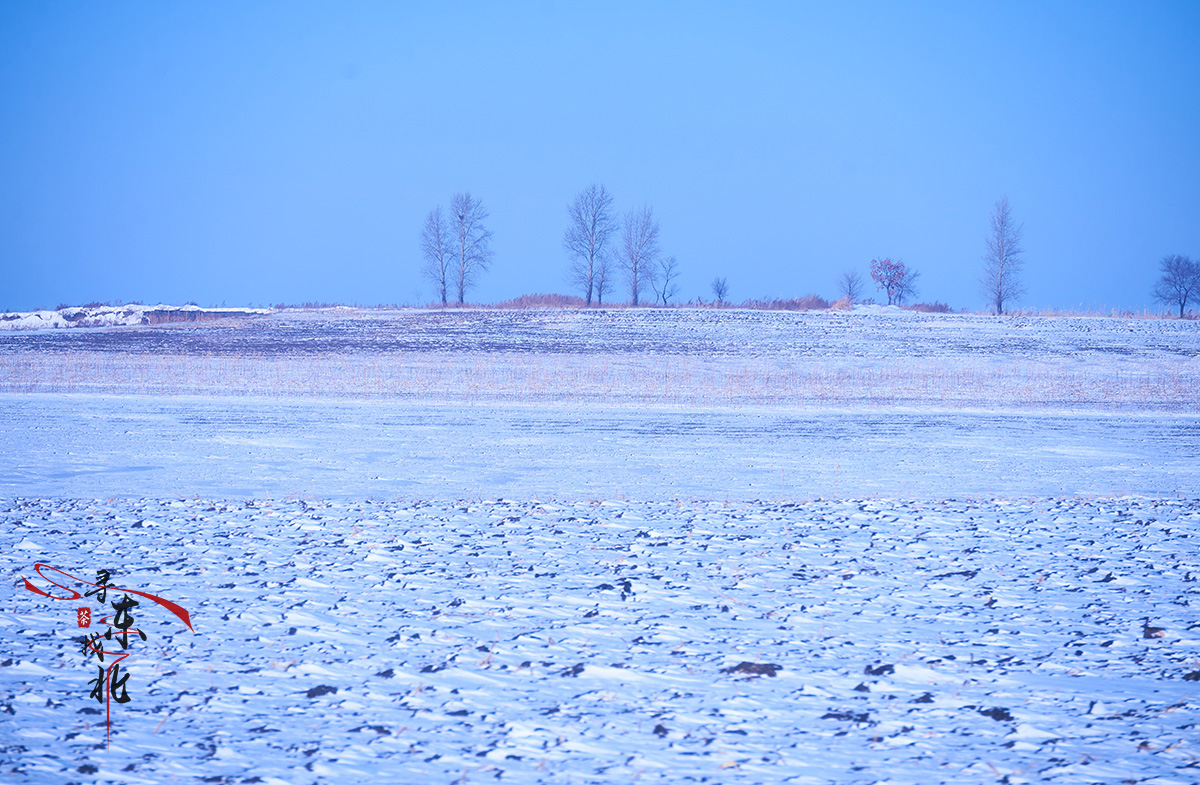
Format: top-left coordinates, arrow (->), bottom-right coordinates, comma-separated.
2,395 -> 1198,501
0,304 -> 267,331
3,496 -> 1198,784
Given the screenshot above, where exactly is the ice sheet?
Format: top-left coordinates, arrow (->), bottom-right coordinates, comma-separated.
1,394 -> 1197,501
3,497 -> 1199,784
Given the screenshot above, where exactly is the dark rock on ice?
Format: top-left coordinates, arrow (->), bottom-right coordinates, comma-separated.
979,707 -> 1014,721
305,685 -> 338,698
721,662 -> 781,677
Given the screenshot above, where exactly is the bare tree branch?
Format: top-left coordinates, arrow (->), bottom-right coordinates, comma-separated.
563,184 -> 616,307
420,206 -> 451,306
450,192 -> 493,305
980,196 -> 1026,315
620,206 -> 659,306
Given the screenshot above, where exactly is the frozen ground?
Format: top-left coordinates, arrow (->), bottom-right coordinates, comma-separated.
3,497 -> 1200,784
2,308 -> 1197,409
1,308 -> 1198,783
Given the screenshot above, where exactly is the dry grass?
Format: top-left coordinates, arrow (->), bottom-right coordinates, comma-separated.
993,306 -> 1191,319
736,295 -> 832,311
492,293 -> 587,309
2,351 -> 1195,412
903,301 -> 954,313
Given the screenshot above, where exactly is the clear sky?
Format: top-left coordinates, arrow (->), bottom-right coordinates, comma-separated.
2,1 -> 1198,312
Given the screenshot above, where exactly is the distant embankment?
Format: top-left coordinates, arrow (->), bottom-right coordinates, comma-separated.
140,308 -> 261,325
0,304 -> 267,330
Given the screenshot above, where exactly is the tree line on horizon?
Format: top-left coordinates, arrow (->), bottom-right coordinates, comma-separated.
420,189 -> 1200,318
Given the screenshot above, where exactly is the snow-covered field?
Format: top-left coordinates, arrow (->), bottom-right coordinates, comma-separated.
2,308 -> 1197,409
2,308 -> 1199,783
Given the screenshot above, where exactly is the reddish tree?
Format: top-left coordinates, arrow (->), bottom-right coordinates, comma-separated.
869,258 -> 919,305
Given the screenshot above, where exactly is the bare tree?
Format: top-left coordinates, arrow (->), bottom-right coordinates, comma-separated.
420,206 -> 451,306
620,206 -> 659,306
869,258 -> 918,305
652,255 -> 682,305
981,196 -> 1026,314
563,184 -> 617,306
449,192 -> 493,304
1153,254 -> 1200,317
711,276 -> 729,305
837,269 -> 864,303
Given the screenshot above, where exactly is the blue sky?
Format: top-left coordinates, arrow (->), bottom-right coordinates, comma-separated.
2,1 -> 1198,311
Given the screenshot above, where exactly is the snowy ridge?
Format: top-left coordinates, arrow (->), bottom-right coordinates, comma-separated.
0,304 -> 267,331
3,496 -> 1199,784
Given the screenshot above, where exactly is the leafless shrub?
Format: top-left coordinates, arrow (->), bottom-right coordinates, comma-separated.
711,277 -> 729,305
652,256 -> 682,306
837,270 -> 864,303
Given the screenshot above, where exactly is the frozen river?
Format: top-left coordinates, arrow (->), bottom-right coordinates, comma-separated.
1,394 -> 1197,501
2,307 -> 1198,784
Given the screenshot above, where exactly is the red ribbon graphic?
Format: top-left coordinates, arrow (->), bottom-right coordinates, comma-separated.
22,563 -> 194,632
